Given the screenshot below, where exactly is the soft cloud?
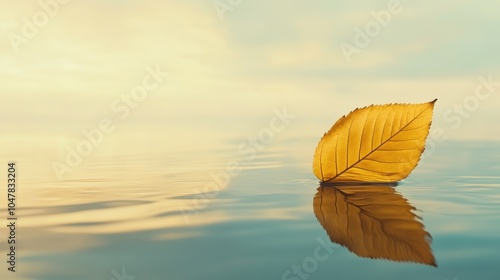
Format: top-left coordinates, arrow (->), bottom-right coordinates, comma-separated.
1,0 -> 499,147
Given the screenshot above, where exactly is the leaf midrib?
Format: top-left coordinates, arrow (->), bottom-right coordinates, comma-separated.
325,106 -> 432,182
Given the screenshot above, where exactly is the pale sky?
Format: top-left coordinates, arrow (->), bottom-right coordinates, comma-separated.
2,0 -> 500,162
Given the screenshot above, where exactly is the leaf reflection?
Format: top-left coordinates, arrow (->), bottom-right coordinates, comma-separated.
313,184 -> 436,266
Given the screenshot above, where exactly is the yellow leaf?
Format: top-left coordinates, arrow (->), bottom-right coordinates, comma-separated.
313,185 -> 436,266
313,99 -> 437,182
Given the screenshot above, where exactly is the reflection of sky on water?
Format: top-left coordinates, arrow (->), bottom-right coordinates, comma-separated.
4,139 -> 498,280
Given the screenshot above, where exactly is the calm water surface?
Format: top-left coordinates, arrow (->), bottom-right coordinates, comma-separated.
6,137 -> 500,280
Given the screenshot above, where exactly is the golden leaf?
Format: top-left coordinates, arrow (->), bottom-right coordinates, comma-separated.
313,99 -> 437,183
313,185 -> 436,266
